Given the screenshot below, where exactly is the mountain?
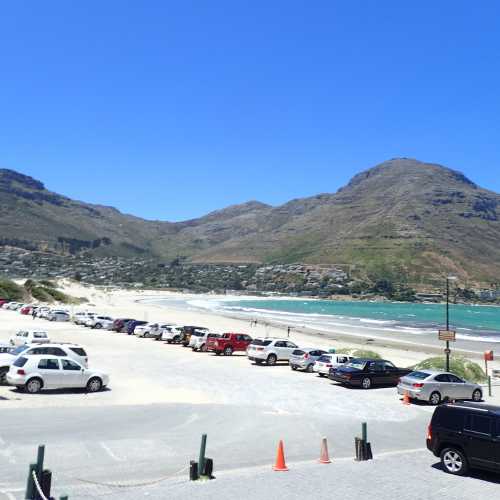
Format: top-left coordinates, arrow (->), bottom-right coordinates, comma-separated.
1,158 -> 499,285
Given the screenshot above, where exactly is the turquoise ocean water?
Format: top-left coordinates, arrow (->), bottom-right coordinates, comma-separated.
219,299 -> 500,340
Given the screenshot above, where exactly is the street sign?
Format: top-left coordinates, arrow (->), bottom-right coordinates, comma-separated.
444,348 -> 451,355
484,351 -> 494,362
439,330 -> 456,342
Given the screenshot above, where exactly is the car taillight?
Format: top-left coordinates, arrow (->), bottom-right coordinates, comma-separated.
344,373 -> 352,379
256,347 -> 264,351
413,383 -> 424,388
427,424 -> 432,441
17,369 -> 25,375
326,364 -> 332,367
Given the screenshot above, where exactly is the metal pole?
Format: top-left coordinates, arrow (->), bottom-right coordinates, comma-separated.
361,422 -> 367,443
488,376 -> 492,397
446,279 -> 450,372
198,434 -> 207,476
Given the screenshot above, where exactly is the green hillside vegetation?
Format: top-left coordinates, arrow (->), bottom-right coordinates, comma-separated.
0,278 -> 25,301
336,348 -> 382,359
24,279 -> 86,304
413,356 -> 486,383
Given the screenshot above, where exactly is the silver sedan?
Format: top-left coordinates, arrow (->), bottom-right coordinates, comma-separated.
397,370 -> 483,405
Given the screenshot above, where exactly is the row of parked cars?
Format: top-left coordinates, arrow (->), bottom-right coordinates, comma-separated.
1,301 -> 71,321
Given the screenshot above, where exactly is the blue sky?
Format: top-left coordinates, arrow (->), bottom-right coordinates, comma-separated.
1,1 -> 499,221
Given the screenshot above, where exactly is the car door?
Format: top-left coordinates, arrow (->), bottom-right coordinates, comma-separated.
37,358 -> 62,389
60,359 -> 85,388
433,374 -> 455,399
447,374 -> 469,399
382,361 -> 400,385
284,341 -> 298,360
273,341 -> 286,360
463,413 -> 499,470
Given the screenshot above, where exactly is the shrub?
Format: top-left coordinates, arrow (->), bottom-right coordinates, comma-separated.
413,356 -> 487,383
336,348 -> 382,359
0,278 -> 24,301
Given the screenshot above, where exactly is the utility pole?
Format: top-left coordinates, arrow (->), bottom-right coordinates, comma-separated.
446,278 -> 450,372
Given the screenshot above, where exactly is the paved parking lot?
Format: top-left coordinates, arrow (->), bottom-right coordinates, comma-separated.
0,312 -> 487,499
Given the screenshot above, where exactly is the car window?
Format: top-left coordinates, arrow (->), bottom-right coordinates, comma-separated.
465,414 -> 492,435
70,347 -> 87,356
48,347 -> 67,356
435,374 -> 451,382
27,347 -> 45,355
62,359 -> 81,371
317,355 -> 332,362
337,356 -> 348,363
383,361 -> 396,370
13,356 -> 28,367
274,341 -> 286,347
408,371 -> 431,380
251,339 -> 272,346
33,332 -> 47,338
38,359 -> 60,370
292,350 -> 305,356
448,374 -> 465,383
286,342 -> 298,348
373,362 -> 385,372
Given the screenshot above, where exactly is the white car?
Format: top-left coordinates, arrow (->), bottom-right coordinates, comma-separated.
0,345 -> 32,383
9,330 -> 50,346
313,353 -> 354,377
247,338 -> 299,366
134,323 -> 153,337
21,343 -> 89,367
161,326 -> 184,343
190,331 -> 220,352
6,302 -> 21,310
87,315 -> 114,329
73,312 -> 95,325
37,307 -> 51,319
6,355 -> 109,393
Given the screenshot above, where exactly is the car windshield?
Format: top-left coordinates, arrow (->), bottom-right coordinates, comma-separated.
408,371 -> 431,380
34,332 -> 48,338
251,339 -> 272,346
346,360 -> 367,370
191,331 -> 205,337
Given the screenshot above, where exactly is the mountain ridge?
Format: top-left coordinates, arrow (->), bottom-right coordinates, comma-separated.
1,158 -> 499,285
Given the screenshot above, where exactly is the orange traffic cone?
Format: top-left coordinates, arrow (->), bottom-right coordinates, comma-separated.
403,390 -> 410,406
273,440 -> 289,471
318,437 -> 331,464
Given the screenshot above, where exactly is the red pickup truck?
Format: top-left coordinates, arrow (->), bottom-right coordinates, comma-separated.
207,333 -> 253,356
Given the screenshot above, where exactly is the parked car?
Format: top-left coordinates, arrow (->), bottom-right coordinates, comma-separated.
21,343 -> 89,368
1,301 -> 12,309
247,338 -> 299,366
427,402 -> 500,476
0,345 -> 30,383
314,353 -> 354,377
134,322 -> 154,337
85,315 -> 113,329
36,307 -> 51,319
73,312 -> 94,325
0,298 -> 8,307
207,333 -> 253,356
111,318 -> 135,332
48,310 -> 70,322
289,348 -> 328,373
190,331 -> 221,352
329,358 -> 412,389
126,320 -> 148,335
181,326 -> 209,347
0,343 -> 15,354
9,330 -> 50,347
20,305 -> 33,315
6,355 -> 109,393
161,326 -> 184,343
397,370 -> 483,405
149,323 -> 174,340
6,302 -> 21,310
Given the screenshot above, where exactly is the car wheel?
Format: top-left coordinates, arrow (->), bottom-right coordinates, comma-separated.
224,346 -> 233,356
472,389 -> 482,402
318,373 -> 325,378
94,323 -> 102,329
26,378 -> 42,394
291,365 -> 297,371
87,377 -> 103,393
429,391 -> 442,405
215,351 -> 221,356
440,447 -> 468,476
306,364 -> 314,373
0,367 -> 8,385
173,336 -> 180,343
361,377 -> 372,389
267,354 -> 277,366
255,359 -> 263,365
201,344 -> 207,352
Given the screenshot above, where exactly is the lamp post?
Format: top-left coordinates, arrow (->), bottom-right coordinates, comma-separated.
445,276 -> 457,372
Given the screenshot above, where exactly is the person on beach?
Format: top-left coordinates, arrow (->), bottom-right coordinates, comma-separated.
287,326 -> 291,337
32,308 -> 36,320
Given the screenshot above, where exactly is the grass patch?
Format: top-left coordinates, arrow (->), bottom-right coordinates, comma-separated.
413,356 -> 487,383
0,278 -> 25,301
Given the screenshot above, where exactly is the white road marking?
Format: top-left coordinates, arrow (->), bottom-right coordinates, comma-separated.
100,442 -> 124,462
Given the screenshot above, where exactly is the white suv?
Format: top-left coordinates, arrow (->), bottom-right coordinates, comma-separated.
9,330 -> 50,346
21,343 -> 89,367
161,326 -> 184,343
247,338 -> 299,366
190,331 -> 220,352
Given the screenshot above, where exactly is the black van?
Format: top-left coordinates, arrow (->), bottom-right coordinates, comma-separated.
427,402 -> 500,475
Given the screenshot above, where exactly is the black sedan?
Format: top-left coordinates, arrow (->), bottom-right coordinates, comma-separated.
329,358 -> 412,389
